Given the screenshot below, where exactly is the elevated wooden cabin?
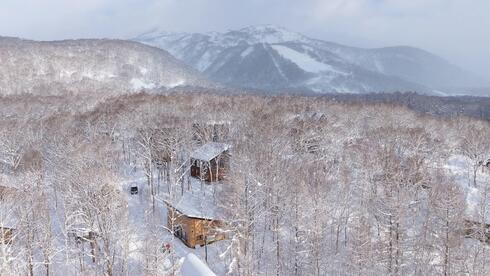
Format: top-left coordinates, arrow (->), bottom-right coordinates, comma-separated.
0,202 -> 17,244
67,225 -> 98,262
165,201 -> 226,248
190,142 -> 230,182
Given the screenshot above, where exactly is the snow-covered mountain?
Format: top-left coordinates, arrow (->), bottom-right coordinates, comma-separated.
135,25 -> 486,95
0,37 -> 211,96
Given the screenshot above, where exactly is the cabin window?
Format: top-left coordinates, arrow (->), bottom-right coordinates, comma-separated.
174,225 -> 185,241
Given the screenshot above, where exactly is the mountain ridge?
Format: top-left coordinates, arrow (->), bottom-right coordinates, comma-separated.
0,36 -> 212,96
135,25 -> 486,95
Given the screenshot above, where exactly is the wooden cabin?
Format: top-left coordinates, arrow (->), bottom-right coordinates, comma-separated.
464,219 -> 490,244
288,111 -> 326,154
290,127 -> 321,154
165,201 -> 226,248
66,220 -> 99,263
190,142 -> 230,182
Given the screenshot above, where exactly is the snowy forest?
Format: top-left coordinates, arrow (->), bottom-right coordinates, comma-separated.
0,91 -> 489,275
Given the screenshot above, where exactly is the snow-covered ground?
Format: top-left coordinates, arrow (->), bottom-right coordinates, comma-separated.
445,155 -> 490,224
119,165 -> 230,275
181,253 -> 216,276
271,45 -> 336,74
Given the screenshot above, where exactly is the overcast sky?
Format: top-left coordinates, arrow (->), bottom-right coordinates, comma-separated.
1,0 -> 489,81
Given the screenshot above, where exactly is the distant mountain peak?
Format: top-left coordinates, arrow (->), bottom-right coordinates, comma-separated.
236,24 -> 298,37
136,25 -> 306,47
226,25 -> 306,44
135,25 -> 486,95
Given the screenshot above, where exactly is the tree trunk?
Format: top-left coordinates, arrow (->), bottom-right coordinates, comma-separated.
443,208 -> 450,276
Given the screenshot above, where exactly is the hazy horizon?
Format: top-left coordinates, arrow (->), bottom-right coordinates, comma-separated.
1,0 -> 489,82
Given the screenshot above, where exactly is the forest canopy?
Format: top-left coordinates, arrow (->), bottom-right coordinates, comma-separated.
0,91 -> 489,275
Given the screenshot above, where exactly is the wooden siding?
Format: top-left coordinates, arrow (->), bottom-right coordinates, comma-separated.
167,206 -> 226,248
190,153 -> 229,182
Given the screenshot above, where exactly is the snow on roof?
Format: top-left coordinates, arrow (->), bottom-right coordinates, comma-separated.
165,178 -> 223,221
190,142 -> 230,162
166,193 -> 219,221
181,253 -> 216,276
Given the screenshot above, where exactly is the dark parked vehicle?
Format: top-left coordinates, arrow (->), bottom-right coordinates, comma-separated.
130,186 -> 138,195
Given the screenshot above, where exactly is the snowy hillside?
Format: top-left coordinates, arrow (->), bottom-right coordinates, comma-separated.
0,37 -> 211,96
135,25 -> 485,95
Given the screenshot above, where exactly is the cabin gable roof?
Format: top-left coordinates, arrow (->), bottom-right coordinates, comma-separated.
190,142 -> 230,162
165,200 -> 222,221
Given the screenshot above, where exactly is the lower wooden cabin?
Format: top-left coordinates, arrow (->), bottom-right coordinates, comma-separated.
165,201 -> 226,248
0,227 -> 14,244
0,186 -> 18,244
190,142 -> 230,182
